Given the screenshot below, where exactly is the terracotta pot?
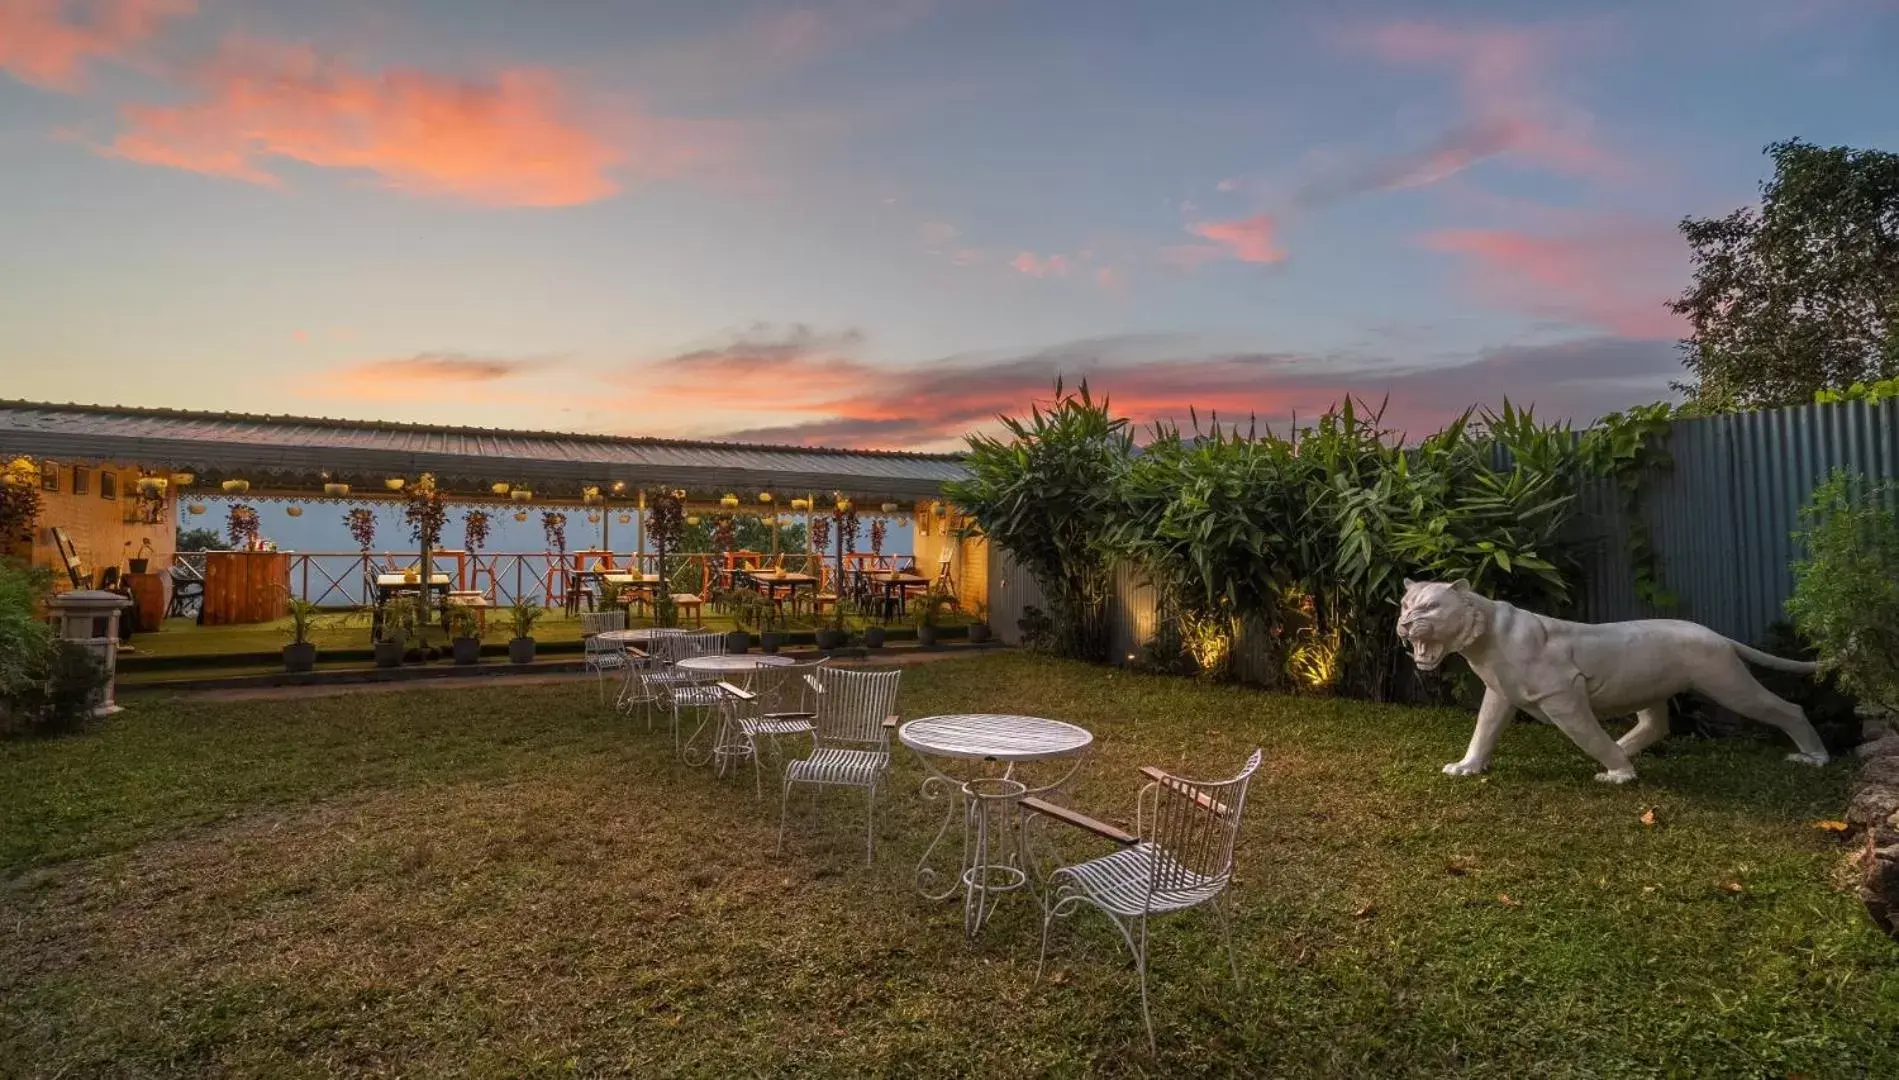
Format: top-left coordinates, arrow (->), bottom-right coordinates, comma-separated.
508,637 -> 536,664
452,637 -> 481,665
283,642 -> 317,672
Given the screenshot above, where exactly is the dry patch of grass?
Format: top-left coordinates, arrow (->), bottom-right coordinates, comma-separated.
2,652 -> 1895,1077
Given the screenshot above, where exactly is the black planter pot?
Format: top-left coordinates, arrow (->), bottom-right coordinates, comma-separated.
374,641 -> 404,668
724,630 -> 751,654
916,625 -> 940,648
127,558 -> 150,575
968,623 -> 992,645
508,637 -> 536,664
816,628 -> 848,651
452,637 -> 481,665
760,631 -> 786,654
283,642 -> 317,672
862,626 -> 886,650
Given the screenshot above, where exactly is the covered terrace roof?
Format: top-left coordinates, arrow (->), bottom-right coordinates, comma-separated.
0,400 -> 967,501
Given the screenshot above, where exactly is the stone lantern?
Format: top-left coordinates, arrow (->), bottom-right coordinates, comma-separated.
44,590 -> 132,717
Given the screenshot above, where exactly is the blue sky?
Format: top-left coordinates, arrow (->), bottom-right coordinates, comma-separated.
2,0 -> 1895,448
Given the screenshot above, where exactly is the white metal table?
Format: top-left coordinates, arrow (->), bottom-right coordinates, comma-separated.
674,654 -> 797,674
675,654 -> 798,770
899,714 -> 1094,937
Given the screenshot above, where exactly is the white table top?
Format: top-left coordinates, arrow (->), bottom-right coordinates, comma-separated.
595,628 -> 672,644
675,654 -> 797,673
375,573 -> 450,587
899,714 -> 1094,762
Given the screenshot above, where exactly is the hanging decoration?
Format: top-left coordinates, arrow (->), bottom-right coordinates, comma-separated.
869,518 -> 887,556
403,473 -> 447,548
285,505 -> 303,518
324,482 -> 350,497
758,492 -> 773,504
644,489 -> 688,628
586,511 -> 601,524
834,495 -> 853,512
511,489 -> 532,502
720,493 -> 740,509
136,475 -> 167,496
490,482 -> 511,496
810,515 -> 830,553
345,507 -> 377,553
226,504 -> 261,548
583,486 -> 604,505
611,481 -> 628,494
221,478 -> 250,494
513,511 -> 529,523
880,502 -> 899,514
542,510 -> 568,553
463,508 -> 490,553
1,458 -> 44,550
713,515 -> 737,552
790,498 -> 809,511
838,504 -> 860,554
618,512 -> 632,524
187,503 -> 206,516
169,472 -> 195,487
385,477 -> 407,491
685,514 -> 701,527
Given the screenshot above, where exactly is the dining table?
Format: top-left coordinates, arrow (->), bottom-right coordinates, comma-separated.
371,572 -> 452,634
738,570 -> 819,611
871,572 -> 931,622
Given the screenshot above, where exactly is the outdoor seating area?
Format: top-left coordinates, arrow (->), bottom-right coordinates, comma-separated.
1,651 -> 1887,1075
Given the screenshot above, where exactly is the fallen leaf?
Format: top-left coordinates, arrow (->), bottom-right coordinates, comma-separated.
1722,881 -> 1745,894
1445,856 -> 1476,876
1639,808 -> 1659,827
1049,969 -> 1070,985
1814,820 -> 1850,832
1497,893 -> 1521,908
1352,903 -> 1376,920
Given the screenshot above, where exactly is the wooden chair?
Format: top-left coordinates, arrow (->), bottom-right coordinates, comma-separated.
1028,748 -> 1264,1052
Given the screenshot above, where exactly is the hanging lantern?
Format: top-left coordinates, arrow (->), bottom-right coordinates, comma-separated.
221,478 -> 249,494
285,505 -> 303,518
586,511 -> 601,524
835,497 -> 852,512
790,498 -> 809,510
513,511 -> 529,522
187,503 -> 206,515
490,482 -> 511,496
686,514 -> 701,526
720,493 -> 739,509
511,489 -> 532,502
762,514 -> 777,526
618,512 -> 632,524
324,482 -> 350,497
611,480 -> 627,494
169,472 -> 195,487
758,492 -> 773,504
583,486 -> 603,505
137,476 -> 168,496
385,478 -> 406,491
880,502 -> 898,514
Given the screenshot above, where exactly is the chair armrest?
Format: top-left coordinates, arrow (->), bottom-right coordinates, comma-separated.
626,647 -> 649,659
1138,766 -> 1229,815
882,714 -> 900,730
1021,797 -> 1138,845
716,681 -> 756,701
763,711 -> 816,720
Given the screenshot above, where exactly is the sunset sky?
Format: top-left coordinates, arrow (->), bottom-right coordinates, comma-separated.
3,0 -> 1895,449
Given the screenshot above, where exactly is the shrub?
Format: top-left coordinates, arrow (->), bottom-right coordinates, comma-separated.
1,562 -> 107,738
1788,471 -> 1899,715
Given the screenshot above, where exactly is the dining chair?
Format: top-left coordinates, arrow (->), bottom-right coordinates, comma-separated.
579,609 -> 629,702
1028,748 -> 1264,1052
776,667 -> 903,864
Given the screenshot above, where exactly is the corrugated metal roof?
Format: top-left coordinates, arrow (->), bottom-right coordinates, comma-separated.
0,400 -> 966,499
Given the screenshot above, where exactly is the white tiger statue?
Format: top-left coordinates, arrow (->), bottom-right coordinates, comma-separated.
1396,579 -> 1829,783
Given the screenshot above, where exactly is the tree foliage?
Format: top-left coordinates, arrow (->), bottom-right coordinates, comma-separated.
1788,471 -> 1899,715
1671,139 -> 1899,409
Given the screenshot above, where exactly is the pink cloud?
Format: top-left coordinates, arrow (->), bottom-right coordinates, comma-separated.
1187,214 -> 1285,264
1011,251 -> 1072,277
1096,265 -> 1127,295
104,39 -> 715,207
0,0 -> 193,90
1421,218 -> 1688,339
297,351 -> 562,405
1158,244 -> 1225,271
1349,19 -> 1625,183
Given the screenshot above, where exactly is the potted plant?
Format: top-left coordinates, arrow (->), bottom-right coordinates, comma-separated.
373,605 -> 408,668
127,538 -> 154,575
914,586 -> 957,648
759,596 -> 788,654
815,599 -> 850,651
862,606 -> 886,650
283,596 -> 323,672
966,599 -> 992,645
506,598 -> 543,664
446,601 -> 482,665
722,586 -> 760,654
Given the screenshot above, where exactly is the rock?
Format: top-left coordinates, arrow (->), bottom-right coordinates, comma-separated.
1856,735 -> 1899,760
1860,755 -> 1899,789
1847,785 -> 1899,830
1862,843 -> 1899,938
1857,705 -> 1895,744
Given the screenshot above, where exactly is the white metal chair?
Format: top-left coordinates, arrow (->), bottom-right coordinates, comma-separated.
1029,748 -> 1263,1052
580,609 -> 628,702
776,666 -> 903,864
615,627 -> 683,717
645,630 -> 728,755
713,659 -> 828,797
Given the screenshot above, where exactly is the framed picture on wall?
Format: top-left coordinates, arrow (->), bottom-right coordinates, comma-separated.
99,471 -> 117,499
72,465 -> 90,496
39,461 -> 59,492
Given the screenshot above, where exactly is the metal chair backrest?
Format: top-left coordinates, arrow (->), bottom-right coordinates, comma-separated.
659,629 -> 726,665
580,610 -> 625,637
812,666 -> 901,750
739,658 -> 828,714
1138,748 -> 1263,901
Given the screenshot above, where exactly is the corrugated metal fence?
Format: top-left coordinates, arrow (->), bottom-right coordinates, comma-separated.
987,398 -> 1899,657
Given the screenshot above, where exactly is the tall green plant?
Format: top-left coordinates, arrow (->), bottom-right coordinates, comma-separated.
947,380 -> 1131,661
1788,471 -> 1899,714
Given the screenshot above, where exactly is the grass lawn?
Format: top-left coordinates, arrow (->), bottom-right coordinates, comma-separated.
2,652 -> 1894,1077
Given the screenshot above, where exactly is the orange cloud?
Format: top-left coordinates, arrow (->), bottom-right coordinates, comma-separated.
1188,214 -> 1285,264
1011,251 -> 1072,277
1421,219 -> 1687,339
104,39 -> 703,207
0,0 -> 193,90
297,351 -> 561,404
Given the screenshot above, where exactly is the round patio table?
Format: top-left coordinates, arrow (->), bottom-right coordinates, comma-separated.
899,714 -> 1094,937
674,654 -> 797,673
675,654 -> 798,771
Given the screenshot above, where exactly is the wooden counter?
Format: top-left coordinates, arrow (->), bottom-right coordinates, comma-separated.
201,552 -> 290,625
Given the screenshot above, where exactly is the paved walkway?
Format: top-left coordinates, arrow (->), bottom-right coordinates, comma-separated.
175,648 -> 992,703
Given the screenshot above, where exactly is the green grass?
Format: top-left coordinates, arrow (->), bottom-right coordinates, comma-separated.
2,653 -> 1893,1077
